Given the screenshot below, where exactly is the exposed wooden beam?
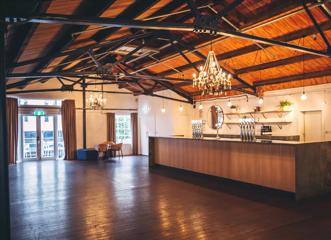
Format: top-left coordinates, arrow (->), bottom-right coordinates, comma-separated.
303,0 -> 331,50
190,86 -> 257,97
154,80 -> 193,103
18,0 -> 117,88
169,37 -> 198,72
254,68 -> 331,87
6,1 -> 51,71
132,1 -> 323,75
90,0 -> 160,42
9,32 -> 150,69
236,54 -> 320,75
185,0 -> 199,16
6,71 -> 192,82
6,88 -> 133,95
216,0 -> 243,18
148,92 -> 192,104
70,0 -> 190,74
10,13 -> 330,57
157,20 -> 331,76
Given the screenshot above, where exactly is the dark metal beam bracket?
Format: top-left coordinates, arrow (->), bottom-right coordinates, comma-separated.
303,0 -> 331,52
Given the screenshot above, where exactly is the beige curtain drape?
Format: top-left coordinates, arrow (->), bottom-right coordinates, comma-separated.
61,100 -> 77,160
131,112 -> 138,155
6,98 -> 18,164
106,113 -> 116,142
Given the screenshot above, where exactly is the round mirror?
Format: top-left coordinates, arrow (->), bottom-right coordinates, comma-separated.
207,105 -> 224,129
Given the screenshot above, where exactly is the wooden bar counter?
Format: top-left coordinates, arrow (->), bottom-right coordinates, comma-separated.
149,136 -> 331,199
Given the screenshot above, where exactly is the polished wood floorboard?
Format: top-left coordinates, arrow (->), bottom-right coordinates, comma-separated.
9,156 -> 331,240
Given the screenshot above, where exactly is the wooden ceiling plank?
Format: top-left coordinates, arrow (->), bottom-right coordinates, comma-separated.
254,68 -> 331,87
30,0 -> 116,75
60,0 -> 165,74
90,0 -> 160,43
236,54 -> 321,75
303,1 -> 331,50
157,20 -> 331,77
6,1 -> 52,71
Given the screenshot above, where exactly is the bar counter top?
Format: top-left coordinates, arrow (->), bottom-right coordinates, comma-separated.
149,136 -> 329,146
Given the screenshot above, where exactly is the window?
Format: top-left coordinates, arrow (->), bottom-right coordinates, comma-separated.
19,99 -> 61,106
115,115 -> 132,144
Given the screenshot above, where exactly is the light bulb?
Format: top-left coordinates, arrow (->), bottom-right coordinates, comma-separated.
198,103 -> 203,110
300,91 -> 307,101
161,107 -> 166,113
179,105 -> 184,112
227,99 -> 232,107
193,73 -> 196,78
258,97 -> 264,105
199,66 -> 203,71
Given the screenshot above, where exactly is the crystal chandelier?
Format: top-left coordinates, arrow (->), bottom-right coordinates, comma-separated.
86,82 -> 107,110
87,93 -> 107,110
193,50 -> 232,95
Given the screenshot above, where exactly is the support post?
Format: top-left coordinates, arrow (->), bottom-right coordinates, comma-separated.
0,20 -> 11,240
82,78 -> 87,149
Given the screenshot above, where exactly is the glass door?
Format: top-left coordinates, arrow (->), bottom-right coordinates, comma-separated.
22,115 -> 38,160
40,116 -> 55,159
21,114 -> 64,160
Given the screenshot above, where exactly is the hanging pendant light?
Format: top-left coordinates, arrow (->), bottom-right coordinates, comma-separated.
86,80 -> 107,110
227,99 -> 232,107
258,97 -> 264,105
198,103 -> 203,110
179,105 -> 184,112
300,37 -> 308,101
161,99 -> 166,113
301,90 -> 307,101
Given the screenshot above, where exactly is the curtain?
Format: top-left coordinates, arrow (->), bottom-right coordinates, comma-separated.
6,98 -> 18,164
61,100 -> 77,160
131,112 -> 138,155
106,113 -> 116,142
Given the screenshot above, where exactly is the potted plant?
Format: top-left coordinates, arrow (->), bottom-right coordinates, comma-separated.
279,100 -> 292,111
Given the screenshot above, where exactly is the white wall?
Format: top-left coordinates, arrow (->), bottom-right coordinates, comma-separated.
138,90 -> 193,155
138,84 -> 331,155
10,80 -> 138,155
11,79 -> 331,157
195,84 -> 331,141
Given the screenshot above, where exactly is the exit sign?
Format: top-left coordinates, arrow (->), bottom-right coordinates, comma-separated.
34,110 -> 45,116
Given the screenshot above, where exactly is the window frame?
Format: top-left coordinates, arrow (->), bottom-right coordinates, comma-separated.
115,114 -> 132,145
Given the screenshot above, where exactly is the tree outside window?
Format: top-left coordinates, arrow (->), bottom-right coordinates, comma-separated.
115,115 -> 132,144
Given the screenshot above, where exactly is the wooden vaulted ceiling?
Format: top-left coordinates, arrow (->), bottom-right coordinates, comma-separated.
5,0 -> 331,102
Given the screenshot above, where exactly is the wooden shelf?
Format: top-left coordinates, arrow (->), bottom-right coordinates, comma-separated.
225,110 -> 291,120
225,110 -> 291,116
223,121 -> 292,129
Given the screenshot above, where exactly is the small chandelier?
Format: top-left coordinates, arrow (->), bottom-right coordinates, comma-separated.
87,93 -> 107,110
86,82 -> 107,110
193,50 -> 232,95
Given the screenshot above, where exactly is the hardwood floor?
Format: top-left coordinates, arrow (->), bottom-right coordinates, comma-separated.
9,156 -> 331,240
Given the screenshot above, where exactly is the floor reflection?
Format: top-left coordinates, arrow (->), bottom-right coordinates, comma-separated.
9,156 -> 331,239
